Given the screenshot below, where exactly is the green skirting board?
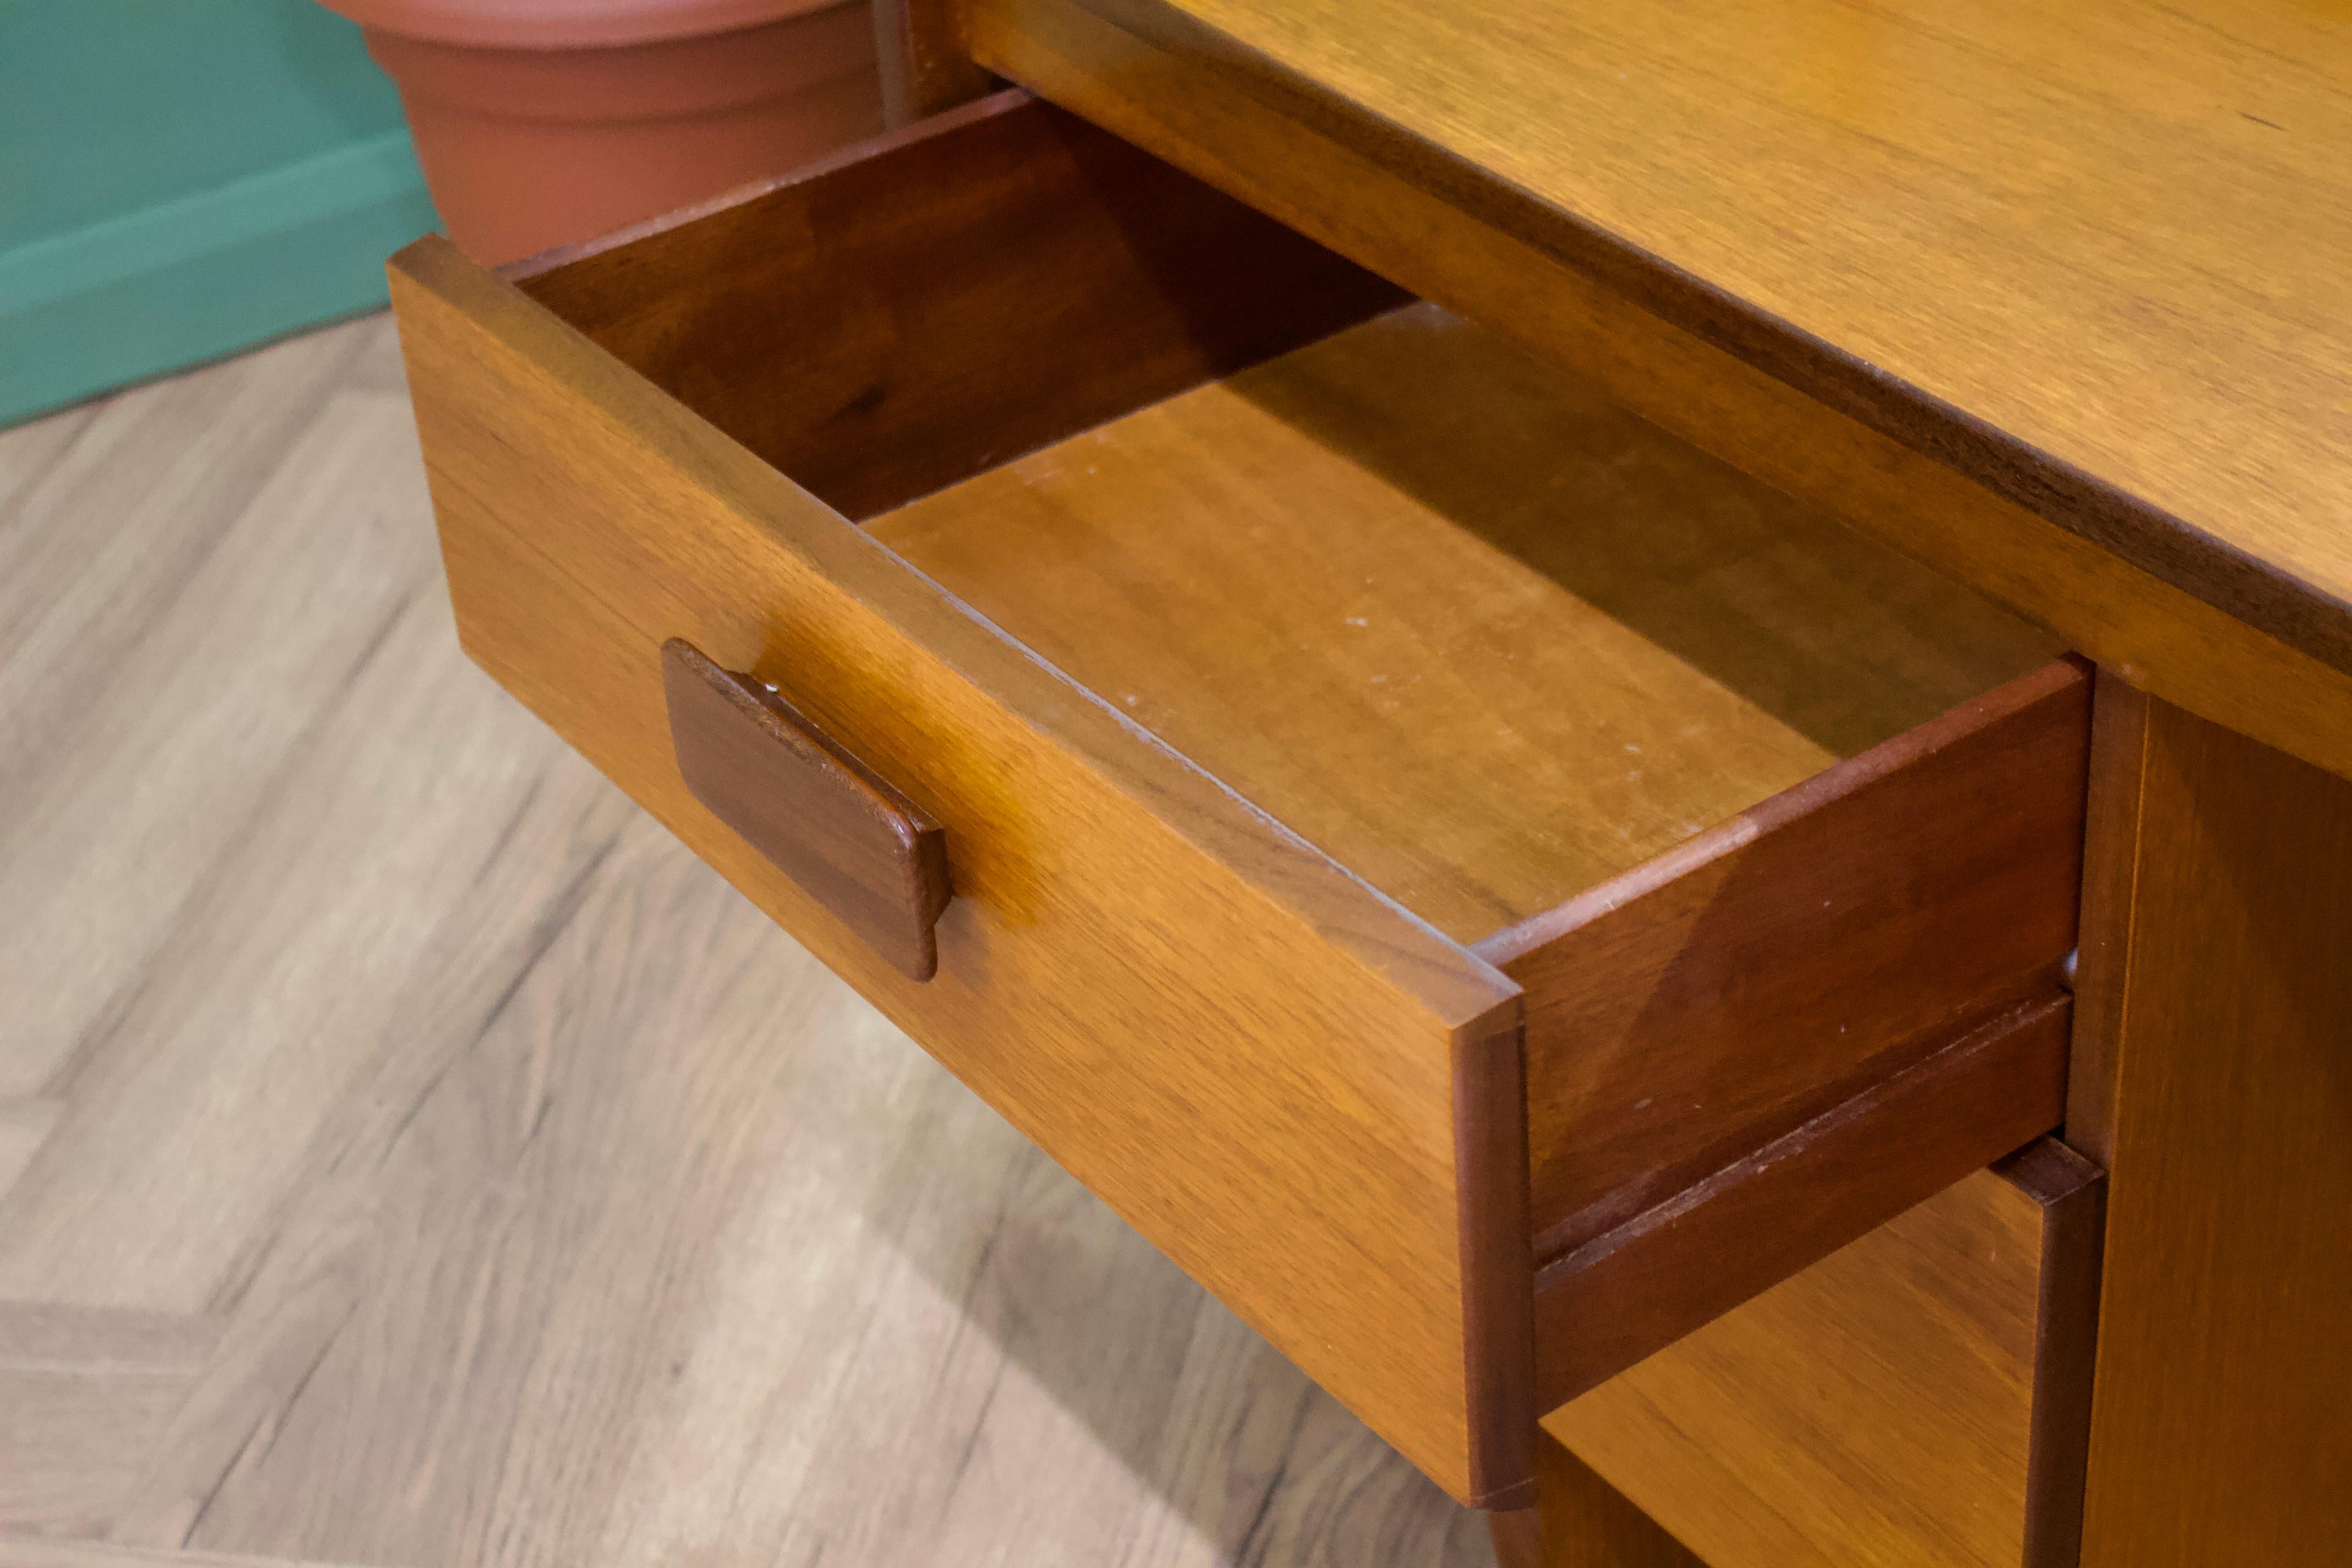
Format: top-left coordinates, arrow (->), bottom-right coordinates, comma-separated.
1,133 -> 438,426
1,2 -> 443,428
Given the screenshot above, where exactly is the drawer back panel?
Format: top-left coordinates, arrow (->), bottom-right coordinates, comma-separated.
510,90 -> 1407,522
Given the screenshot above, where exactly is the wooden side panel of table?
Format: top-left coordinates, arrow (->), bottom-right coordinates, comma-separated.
2067,677 -> 2352,1564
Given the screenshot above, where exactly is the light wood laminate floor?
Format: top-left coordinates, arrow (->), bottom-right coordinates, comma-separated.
0,316 -> 1492,1568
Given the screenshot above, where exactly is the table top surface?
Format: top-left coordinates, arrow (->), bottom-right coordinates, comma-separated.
1137,0 -> 2351,667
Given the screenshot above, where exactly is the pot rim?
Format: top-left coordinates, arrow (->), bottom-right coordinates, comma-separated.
315,0 -> 853,50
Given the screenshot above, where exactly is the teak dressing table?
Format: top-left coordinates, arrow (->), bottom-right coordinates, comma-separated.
380,2 -> 2351,1564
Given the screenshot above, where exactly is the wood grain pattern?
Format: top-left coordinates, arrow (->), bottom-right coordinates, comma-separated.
511,90 -> 1406,525
968,0 -> 2352,712
963,0 -> 2352,788
1531,992 -> 2072,1411
874,0 -> 996,126
388,233 -> 1538,1502
1548,1141 -> 2104,1568
405,85 -> 2101,1512
1489,1504 -> 1543,1568
2061,669 -> 2150,1169
0,1304 -> 224,1538
0,326 -> 411,1108
2008,1140 -> 2106,1568
0,323 -> 1496,1567
0,1542 -> 343,1561
868,302 -> 2059,945
1528,1435 -> 1704,1568
421,106 -> 2086,1500
1155,0 -> 2352,646
872,298 -> 2082,1389
1485,660 -> 2086,1256
0,1543 -> 350,1568
2068,689 -> 2352,1565
663,639 -> 951,980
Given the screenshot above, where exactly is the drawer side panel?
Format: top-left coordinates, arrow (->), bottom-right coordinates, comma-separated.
1488,658 -> 2092,1260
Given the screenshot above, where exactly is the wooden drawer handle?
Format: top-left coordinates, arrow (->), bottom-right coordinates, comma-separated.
662,639 -> 952,981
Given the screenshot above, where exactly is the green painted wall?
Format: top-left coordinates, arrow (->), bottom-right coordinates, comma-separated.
1,1 -> 442,426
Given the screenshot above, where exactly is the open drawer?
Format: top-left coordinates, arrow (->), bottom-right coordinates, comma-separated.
386,90 -> 2088,1507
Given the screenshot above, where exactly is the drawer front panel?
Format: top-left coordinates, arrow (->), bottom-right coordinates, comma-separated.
1546,1139 -> 2106,1568
388,238 -> 1535,1504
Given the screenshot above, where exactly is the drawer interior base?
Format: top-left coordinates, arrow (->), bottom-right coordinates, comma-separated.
866,302 -> 2061,943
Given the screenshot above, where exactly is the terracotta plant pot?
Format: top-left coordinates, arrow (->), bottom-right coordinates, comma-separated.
323,0 -> 885,265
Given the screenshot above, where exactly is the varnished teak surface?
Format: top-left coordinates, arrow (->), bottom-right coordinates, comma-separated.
2068,687 -> 2352,1564
391,96 -> 1536,1506
875,0 -> 997,125
1523,1439 -> 1703,1568
1530,993 -> 2072,1413
1548,1141 -> 2104,1568
871,299 -> 2083,1402
510,91 -> 1404,524
662,640 -> 952,981
869,303 -> 2058,944
1140,0 -> 2352,637
888,12 -> 2352,1558
1488,660 -> 2084,1261
964,0 -> 2352,786
393,92 -> 2097,1507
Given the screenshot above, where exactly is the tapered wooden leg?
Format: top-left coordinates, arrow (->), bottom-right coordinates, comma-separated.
1490,1500 -> 1546,1568
1492,1430 -> 1702,1568
2069,675 -> 2352,1563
